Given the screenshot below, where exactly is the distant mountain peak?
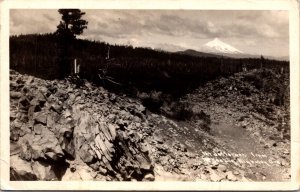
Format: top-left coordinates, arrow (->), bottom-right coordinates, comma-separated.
204,38 -> 243,54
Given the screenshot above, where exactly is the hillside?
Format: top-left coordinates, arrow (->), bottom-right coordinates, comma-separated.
10,67 -> 290,181
176,49 -> 223,58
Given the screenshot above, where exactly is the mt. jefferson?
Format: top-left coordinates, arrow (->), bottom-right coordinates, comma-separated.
202,38 -> 243,54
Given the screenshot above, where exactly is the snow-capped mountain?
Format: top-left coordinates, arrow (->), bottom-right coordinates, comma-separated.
177,38 -> 288,61
202,38 -> 243,54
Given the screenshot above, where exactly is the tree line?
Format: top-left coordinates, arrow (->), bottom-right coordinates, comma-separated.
9,9 -> 289,95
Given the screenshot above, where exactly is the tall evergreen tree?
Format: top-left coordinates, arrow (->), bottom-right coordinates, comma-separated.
55,9 -> 88,78
56,9 -> 88,39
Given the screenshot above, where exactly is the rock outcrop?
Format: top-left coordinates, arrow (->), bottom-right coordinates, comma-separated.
10,70 -> 153,181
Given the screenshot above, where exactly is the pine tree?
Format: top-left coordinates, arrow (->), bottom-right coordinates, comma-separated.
55,9 -> 88,78
56,9 -> 88,40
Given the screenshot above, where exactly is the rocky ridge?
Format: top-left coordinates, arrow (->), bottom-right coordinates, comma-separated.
10,70 -> 153,181
9,68 -> 291,181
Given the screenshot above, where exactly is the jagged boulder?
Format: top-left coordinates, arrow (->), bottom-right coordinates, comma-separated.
72,105 -> 153,181
10,155 -> 38,181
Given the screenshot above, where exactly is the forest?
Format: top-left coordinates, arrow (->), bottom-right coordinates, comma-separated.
10,33 -> 289,96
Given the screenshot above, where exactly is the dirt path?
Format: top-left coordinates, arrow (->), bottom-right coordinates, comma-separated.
210,119 -> 288,181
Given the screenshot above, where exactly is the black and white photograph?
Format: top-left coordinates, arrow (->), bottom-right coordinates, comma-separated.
1,0 -> 300,190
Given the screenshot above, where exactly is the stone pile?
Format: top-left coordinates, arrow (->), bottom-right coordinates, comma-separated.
10,70 -> 154,181
183,68 -> 290,142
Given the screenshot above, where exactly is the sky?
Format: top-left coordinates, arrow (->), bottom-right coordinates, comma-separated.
10,9 -> 289,57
